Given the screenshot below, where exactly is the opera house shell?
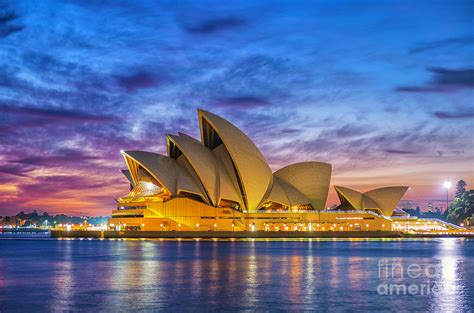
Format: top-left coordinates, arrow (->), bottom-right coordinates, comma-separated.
109,109 -> 408,232
334,186 -> 409,217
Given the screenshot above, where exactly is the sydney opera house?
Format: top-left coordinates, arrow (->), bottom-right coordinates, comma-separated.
109,109 -> 409,232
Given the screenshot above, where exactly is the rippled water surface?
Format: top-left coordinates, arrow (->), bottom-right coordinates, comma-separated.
0,238 -> 473,312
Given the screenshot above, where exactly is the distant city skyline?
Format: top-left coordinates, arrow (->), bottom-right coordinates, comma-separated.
400,199 -> 451,212
0,1 -> 472,216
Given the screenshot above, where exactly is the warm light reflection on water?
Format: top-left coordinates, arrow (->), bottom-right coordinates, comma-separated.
431,238 -> 469,312
52,240 -> 74,311
0,238 -> 473,311
0,259 -> 5,289
243,242 -> 257,307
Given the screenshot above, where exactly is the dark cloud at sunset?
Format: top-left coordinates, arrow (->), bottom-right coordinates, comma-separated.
0,0 -> 472,216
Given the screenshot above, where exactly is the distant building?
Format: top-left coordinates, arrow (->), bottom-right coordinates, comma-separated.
400,200 -> 415,211
427,202 -> 434,212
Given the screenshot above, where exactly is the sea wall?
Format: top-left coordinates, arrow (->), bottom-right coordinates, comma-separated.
51,230 -> 404,239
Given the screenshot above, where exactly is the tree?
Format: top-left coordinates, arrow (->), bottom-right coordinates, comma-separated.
456,180 -> 467,199
446,180 -> 473,225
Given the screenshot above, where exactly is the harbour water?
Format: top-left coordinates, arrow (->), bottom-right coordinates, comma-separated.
0,238 -> 473,312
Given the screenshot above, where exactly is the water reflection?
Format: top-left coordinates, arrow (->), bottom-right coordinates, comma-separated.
191,241 -> 204,302
303,252 -> 315,306
0,259 -> 5,289
432,238 -> 469,312
139,241 -> 162,308
243,241 -> 258,307
226,241 -> 239,298
0,239 -> 472,311
347,256 -> 364,290
52,239 -> 74,311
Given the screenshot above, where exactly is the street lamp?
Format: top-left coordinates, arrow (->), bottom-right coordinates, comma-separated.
443,181 -> 452,211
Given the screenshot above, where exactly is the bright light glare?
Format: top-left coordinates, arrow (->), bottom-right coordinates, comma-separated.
443,181 -> 452,189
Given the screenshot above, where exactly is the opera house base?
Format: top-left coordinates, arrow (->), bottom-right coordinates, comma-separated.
108,197 -> 394,233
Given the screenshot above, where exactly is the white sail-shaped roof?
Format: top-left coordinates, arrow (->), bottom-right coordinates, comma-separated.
175,155 -> 210,203
198,109 -> 273,211
268,176 -> 311,207
275,162 -> 332,210
364,187 -> 409,216
119,110 -> 410,215
212,144 -> 244,207
122,150 -> 205,201
334,186 -> 363,210
168,134 -> 220,205
335,185 -> 408,216
267,176 -> 290,206
121,169 -> 134,187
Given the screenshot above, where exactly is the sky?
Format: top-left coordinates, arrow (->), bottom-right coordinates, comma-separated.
0,0 -> 473,216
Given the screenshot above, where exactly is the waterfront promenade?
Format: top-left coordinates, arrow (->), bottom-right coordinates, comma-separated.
50,230 -> 474,239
